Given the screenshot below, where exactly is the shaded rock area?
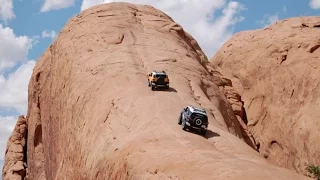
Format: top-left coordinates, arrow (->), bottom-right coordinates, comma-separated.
204,63 -> 257,150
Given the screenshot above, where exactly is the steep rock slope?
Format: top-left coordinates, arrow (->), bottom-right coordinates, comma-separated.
3,3 -> 310,180
211,17 -> 320,174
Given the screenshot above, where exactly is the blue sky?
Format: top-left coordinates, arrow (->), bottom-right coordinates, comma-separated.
9,0 -> 81,61
0,0 -> 319,175
4,0 -> 320,64
5,0 -> 320,64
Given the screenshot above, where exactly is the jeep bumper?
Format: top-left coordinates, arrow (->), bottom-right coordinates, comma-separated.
185,122 -> 207,130
151,82 -> 169,87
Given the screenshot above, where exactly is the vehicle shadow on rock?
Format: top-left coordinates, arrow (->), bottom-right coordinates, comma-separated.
205,129 -> 220,139
155,87 -> 178,92
167,87 -> 177,92
187,128 -> 220,139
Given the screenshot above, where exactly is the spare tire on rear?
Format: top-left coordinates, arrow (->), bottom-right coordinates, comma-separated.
195,118 -> 202,126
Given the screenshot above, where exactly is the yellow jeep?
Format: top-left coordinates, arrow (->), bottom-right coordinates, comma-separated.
148,71 -> 170,91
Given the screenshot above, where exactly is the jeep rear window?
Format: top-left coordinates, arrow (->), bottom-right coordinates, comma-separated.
155,74 -> 167,78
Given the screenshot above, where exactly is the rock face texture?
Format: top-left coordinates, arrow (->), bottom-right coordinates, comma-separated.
2,3 -> 311,180
211,17 -> 320,174
204,63 -> 258,150
2,116 -> 28,180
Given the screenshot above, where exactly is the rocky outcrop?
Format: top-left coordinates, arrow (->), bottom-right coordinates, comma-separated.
211,16 -> 320,174
2,3 -> 311,179
204,63 -> 257,150
2,116 -> 28,180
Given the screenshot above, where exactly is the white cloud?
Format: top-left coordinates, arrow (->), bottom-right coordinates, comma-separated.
0,30 -> 34,170
42,30 -> 57,40
81,0 -> 103,10
283,6 -> 287,14
0,60 -> 36,114
32,35 -> 41,46
0,24 -> 33,73
0,24 -> 34,168
258,13 -> 279,28
0,160 -> 3,177
309,0 -> 320,9
0,0 -> 15,22
0,116 -> 16,165
80,0 -> 246,58
41,0 -> 75,12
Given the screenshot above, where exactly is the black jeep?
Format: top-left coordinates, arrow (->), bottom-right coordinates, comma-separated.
178,106 -> 209,136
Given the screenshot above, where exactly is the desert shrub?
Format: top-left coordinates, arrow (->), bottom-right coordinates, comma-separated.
306,164 -> 320,180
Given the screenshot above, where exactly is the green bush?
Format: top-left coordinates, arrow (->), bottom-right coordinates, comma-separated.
306,164 -> 320,180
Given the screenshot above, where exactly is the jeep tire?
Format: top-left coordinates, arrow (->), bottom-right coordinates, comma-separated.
151,85 -> 155,91
182,121 -> 187,131
178,113 -> 182,125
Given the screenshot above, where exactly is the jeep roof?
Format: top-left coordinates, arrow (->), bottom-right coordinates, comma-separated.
187,106 -> 207,116
151,71 -> 167,75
